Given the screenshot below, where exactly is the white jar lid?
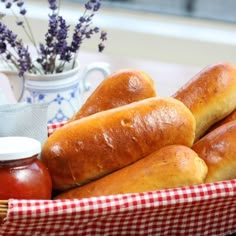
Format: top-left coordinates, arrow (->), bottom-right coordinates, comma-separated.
0,136 -> 41,161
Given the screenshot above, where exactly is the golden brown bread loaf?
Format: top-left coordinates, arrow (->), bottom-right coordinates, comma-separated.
172,62 -> 236,141
69,69 -> 156,122
41,97 -> 196,191
192,120 -> 236,183
54,145 -> 208,199
208,108 -> 236,132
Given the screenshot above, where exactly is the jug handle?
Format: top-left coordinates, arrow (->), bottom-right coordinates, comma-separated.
79,62 -> 110,93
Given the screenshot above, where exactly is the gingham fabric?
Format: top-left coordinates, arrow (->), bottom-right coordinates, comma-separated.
0,180 -> 236,235
1,122 -> 236,235
47,121 -> 67,136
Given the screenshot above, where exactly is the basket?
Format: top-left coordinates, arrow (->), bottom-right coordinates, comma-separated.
0,122 -> 236,235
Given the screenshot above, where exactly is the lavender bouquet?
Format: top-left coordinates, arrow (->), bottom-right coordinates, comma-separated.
0,0 -> 107,77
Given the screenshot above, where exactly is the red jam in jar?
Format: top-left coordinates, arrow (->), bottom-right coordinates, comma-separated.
0,137 -> 52,200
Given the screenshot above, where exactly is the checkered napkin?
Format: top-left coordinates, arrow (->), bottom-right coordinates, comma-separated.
47,120 -> 67,136
0,122 -> 236,235
0,180 -> 235,236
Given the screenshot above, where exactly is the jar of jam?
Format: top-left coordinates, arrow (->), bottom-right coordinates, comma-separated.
0,137 -> 52,200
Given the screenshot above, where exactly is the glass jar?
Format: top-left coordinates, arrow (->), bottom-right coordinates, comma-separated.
0,137 -> 52,200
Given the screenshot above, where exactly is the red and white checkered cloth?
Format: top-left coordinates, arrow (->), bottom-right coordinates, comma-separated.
47,121 -> 67,136
1,122 -> 236,235
0,180 -> 236,235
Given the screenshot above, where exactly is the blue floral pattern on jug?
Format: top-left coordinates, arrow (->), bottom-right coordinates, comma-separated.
23,83 -> 81,124
18,61 -> 110,124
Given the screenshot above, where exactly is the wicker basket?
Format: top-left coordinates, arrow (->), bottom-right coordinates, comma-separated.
0,200 -> 7,224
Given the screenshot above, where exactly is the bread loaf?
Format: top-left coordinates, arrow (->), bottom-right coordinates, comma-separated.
172,62 -> 236,141
208,108 -> 236,132
69,69 -> 156,122
192,120 -> 236,183
41,97 -> 196,191
54,145 -> 207,199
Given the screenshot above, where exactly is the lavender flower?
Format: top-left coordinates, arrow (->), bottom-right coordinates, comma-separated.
48,0 -> 58,11
0,0 -> 107,76
70,0 -> 107,67
99,30 -> 107,52
38,12 -> 71,73
17,43 -> 32,76
0,21 -> 33,76
5,2 -> 11,8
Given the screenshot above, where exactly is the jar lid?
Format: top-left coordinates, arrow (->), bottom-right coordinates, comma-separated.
0,136 -> 41,161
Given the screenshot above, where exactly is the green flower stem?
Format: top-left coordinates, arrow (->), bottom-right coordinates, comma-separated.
1,51 -> 19,71
23,15 -> 38,53
10,10 -> 37,51
0,55 -> 16,70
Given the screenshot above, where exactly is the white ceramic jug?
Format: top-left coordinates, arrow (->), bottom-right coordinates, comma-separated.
0,61 -> 110,124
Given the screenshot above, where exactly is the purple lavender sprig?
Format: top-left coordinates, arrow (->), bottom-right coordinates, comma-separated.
3,0 -> 38,51
37,4 -> 71,74
0,21 -> 35,76
0,0 -> 107,76
71,0 -> 107,68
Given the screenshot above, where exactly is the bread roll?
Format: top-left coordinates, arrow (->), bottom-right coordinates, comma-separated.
41,97 -> 196,191
69,69 -> 156,122
208,108 -> 236,132
172,62 -> 236,141
54,145 -> 207,199
192,120 -> 236,183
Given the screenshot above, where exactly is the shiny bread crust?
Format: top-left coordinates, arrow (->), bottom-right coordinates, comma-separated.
41,97 -> 195,191
208,108 -> 236,132
54,145 -> 207,199
192,120 -> 236,183
69,69 -> 156,122
173,62 -> 236,141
